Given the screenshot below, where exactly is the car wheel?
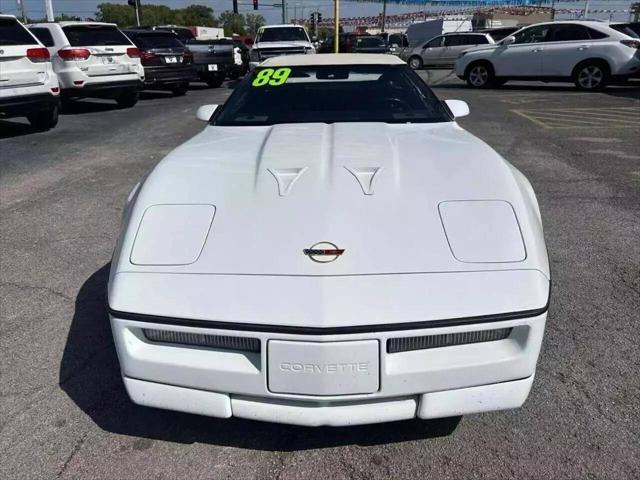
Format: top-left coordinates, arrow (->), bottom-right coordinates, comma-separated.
573,61 -> 609,91
206,77 -> 224,88
116,90 -> 139,108
171,83 -> 189,96
408,56 -> 423,70
466,62 -> 494,88
28,103 -> 59,131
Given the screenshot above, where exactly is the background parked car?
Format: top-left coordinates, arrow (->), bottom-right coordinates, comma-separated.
249,25 -> 315,69
28,21 -> 143,108
320,34 -> 390,54
403,32 -> 495,69
0,15 -> 60,130
455,21 -> 640,90
122,29 -> 196,96
151,26 -> 233,87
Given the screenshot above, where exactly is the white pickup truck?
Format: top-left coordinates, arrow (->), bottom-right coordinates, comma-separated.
249,24 -> 315,69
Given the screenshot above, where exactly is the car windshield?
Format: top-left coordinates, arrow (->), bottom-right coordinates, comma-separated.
257,27 -> 308,42
132,33 -> 183,49
212,64 -> 451,126
63,25 -> 131,46
356,37 -> 386,48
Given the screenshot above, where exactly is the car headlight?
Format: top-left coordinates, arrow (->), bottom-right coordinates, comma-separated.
305,47 -> 315,54
250,49 -> 260,62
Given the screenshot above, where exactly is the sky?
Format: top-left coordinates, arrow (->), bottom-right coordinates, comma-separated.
0,0 -> 636,24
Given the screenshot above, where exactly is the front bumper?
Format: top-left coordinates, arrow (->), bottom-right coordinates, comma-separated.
111,310 -> 546,426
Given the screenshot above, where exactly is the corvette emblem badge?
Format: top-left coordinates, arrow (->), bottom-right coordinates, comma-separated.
303,242 -> 345,263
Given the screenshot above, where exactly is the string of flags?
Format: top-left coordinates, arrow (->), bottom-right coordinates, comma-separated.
305,5 -> 635,28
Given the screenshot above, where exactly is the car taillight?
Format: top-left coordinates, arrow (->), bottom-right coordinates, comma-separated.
139,50 -> 156,65
183,51 -> 193,64
621,39 -> 640,49
58,48 -> 91,60
26,47 -> 50,62
127,47 -> 140,58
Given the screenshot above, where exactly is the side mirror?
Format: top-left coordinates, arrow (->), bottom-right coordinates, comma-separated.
196,104 -> 218,122
502,36 -> 516,46
445,99 -> 470,119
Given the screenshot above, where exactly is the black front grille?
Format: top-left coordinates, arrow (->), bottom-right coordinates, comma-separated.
387,328 -> 512,353
142,329 -> 261,353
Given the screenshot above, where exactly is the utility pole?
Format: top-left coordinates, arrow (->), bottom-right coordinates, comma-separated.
583,0 -> 590,19
333,0 -> 339,53
45,0 -> 54,22
282,1 -> 287,24
18,0 -> 27,23
550,0 -> 556,21
381,0 -> 387,34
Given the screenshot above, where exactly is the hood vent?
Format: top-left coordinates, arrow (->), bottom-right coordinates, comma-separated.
344,166 -> 383,195
387,328 -> 512,353
143,329 -> 261,353
268,167 -> 307,196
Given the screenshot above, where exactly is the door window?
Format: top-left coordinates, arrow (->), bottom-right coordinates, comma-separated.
465,35 -> 489,45
549,25 -> 591,42
28,27 -> 55,47
424,36 -> 443,48
513,25 -> 551,44
443,35 -> 466,47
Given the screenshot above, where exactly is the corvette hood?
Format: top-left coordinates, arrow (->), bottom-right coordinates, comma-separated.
118,122 -> 548,277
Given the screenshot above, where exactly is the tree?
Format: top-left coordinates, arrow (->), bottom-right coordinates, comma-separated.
245,13 -> 266,36
95,3 -> 217,28
219,12 -> 246,36
175,5 -> 217,27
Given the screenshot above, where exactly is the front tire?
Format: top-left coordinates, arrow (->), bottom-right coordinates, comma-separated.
573,61 -> 609,91
28,103 -> 59,131
408,56 -> 423,70
465,62 -> 495,88
116,90 -> 139,108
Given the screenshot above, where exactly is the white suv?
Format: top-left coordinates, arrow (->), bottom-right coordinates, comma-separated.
0,15 -> 60,130
455,21 -> 640,90
28,22 -> 144,107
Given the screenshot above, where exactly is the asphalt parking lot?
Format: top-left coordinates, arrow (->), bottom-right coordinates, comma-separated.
1,73 -> 639,479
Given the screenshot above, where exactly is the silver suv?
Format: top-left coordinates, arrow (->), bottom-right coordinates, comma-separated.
403,32 -> 495,70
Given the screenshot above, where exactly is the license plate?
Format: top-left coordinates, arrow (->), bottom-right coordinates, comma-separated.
268,340 -> 379,395
207,64 -> 218,71
165,56 -> 177,64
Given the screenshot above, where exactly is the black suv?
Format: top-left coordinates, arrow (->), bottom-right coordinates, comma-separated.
123,29 -> 196,95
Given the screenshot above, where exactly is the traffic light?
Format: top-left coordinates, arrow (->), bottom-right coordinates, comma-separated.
318,12 -> 322,22
253,0 -> 258,10
127,0 -> 135,5
233,0 -> 238,14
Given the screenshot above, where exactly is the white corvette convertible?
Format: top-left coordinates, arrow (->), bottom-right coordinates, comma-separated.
109,54 -> 550,427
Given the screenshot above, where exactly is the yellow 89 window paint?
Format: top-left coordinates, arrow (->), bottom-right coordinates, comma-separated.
252,68 -> 292,87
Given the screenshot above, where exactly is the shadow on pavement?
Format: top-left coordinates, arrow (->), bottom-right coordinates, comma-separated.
61,99 -> 122,115
0,119 -> 38,139
60,265 -> 461,450
433,81 -> 640,98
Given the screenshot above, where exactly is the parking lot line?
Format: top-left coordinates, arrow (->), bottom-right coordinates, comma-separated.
511,106 -> 640,129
